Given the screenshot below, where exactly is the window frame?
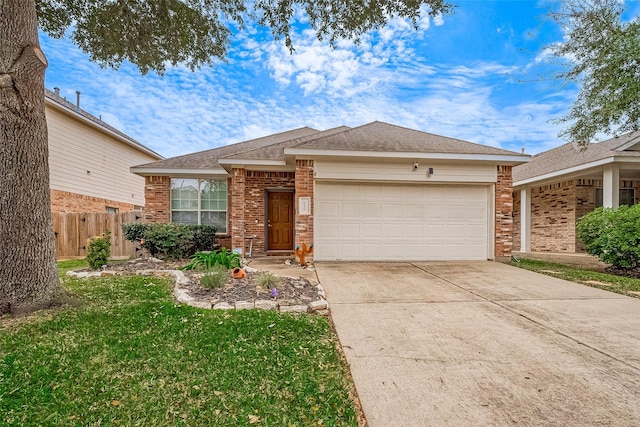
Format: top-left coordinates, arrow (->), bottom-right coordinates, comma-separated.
595,187 -> 635,208
170,178 -> 228,233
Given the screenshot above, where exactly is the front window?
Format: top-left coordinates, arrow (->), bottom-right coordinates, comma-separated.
171,178 -> 227,232
595,188 -> 635,208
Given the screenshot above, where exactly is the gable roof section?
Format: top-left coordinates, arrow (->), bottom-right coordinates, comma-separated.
131,127 -> 319,174
285,121 -> 528,161
513,132 -> 640,185
132,121 -> 530,176
220,126 -> 352,162
45,89 -> 163,160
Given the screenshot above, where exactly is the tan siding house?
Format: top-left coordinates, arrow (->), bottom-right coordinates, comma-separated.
45,89 -> 163,212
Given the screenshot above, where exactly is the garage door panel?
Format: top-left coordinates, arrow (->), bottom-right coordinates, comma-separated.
315,182 -> 490,261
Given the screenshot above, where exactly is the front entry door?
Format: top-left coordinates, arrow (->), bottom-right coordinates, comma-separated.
267,191 -> 294,251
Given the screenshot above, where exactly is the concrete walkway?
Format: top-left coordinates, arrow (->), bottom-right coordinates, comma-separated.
315,261 -> 640,426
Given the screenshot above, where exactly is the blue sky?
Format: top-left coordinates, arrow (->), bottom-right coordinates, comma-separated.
40,0 -> 610,158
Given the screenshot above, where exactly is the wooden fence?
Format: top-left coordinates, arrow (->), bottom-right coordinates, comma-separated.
53,212 -> 143,259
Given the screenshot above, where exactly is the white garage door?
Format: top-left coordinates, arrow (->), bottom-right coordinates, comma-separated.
314,182 -> 490,261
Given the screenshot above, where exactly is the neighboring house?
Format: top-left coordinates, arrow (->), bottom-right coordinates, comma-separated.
46,88 -> 163,213
132,121 -> 530,261
513,132 -> 640,254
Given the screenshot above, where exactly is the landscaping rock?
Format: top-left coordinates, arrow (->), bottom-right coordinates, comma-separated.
308,299 -> 328,312
235,301 -> 254,310
175,290 -> 194,304
243,266 -> 258,273
255,300 -> 277,310
316,309 -> 330,316
213,302 -> 234,310
316,284 -> 326,298
190,300 -> 212,309
280,305 -> 309,313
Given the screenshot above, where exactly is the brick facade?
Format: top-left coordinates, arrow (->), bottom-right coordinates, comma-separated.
295,160 -> 314,255
238,170 -> 296,255
51,189 -> 140,213
514,178 -> 640,253
495,165 -> 513,258
143,176 -> 171,223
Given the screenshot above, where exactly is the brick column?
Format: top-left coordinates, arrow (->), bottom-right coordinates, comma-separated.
144,176 -> 170,223
495,165 -> 513,258
295,160 -> 314,255
230,168 -> 246,254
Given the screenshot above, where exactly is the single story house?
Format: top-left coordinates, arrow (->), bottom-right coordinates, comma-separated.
46,88 -> 163,213
132,121 -> 530,261
513,132 -> 640,254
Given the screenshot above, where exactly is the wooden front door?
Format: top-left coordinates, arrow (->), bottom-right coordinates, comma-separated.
267,191 -> 294,251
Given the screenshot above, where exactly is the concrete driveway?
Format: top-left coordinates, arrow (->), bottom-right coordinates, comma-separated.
315,262 -> 640,426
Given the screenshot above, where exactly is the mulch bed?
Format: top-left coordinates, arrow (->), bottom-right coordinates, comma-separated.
85,258 -> 320,306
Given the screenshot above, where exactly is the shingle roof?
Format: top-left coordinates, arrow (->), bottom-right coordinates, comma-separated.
221,126 -> 351,161
133,127 -> 319,170
513,132 -> 640,183
134,120 -> 527,173
290,121 -> 522,156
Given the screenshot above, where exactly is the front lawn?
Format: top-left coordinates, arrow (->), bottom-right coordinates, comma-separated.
0,262 -> 357,426
511,258 -> 640,297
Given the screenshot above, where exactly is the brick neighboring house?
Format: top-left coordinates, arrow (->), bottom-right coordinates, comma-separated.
513,132 -> 640,254
132,121 -> 530,261
46,88 -> 163,213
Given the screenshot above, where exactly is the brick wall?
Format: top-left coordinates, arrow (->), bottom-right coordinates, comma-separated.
51,189 -> 140,213
230,169 -> 246,252
530,180 -> 577,252
513,190 -> 521,252
243,170 -> 295,254
495,165 -> 513,257
295,160 -> 314,256
143,176 -> 170,223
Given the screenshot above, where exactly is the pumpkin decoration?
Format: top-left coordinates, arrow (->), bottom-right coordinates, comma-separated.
231,267 -> 246,279
294,243 -> 314,267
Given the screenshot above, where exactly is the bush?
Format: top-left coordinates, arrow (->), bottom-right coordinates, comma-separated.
86,231 -> 111,270
577,204 -> 640,269
199,264 -> 229,289
122,223 -> 218,259
180,248 -> 240,270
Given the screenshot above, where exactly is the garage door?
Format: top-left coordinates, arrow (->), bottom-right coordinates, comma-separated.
314,182 -> 490,261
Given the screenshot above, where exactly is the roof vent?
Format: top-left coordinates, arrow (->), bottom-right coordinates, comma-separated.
53,87 -> 60,96
76,91 -> 81,109
521,148 -> 525,154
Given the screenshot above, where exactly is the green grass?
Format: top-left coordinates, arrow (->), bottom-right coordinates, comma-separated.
56,259 -> 89,278
0,265 -> 357,426
511,258 -> 640,296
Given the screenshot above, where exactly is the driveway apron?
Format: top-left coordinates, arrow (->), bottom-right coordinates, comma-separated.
315,261 -> 640,426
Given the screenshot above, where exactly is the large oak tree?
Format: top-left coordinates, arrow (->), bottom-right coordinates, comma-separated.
549,0 -> 640,145
0,0 -> 453,314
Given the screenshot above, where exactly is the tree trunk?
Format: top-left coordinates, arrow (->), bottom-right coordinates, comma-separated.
0,0 -> 61,314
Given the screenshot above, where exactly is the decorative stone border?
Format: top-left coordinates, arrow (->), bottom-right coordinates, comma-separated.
66,269 -> 329,314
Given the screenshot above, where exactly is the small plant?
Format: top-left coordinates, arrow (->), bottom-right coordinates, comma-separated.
86,231 -> 111,270
199,264 -> 229,289
180,248 -> 240,270
122,223 -> 218,259
256,271 -> 280,288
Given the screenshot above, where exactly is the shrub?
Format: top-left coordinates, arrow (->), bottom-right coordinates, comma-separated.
577,204 -> 640,269
122,223 -> 218,259
199,264 -> 229,289
86,231 -> 111,270
256,271 -> 280,288
180,248 -> 240,270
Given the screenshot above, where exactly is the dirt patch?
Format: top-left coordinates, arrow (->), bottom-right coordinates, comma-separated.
83,259 -> 320,306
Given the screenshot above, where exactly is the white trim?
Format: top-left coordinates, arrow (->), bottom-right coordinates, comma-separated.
614,135 -> 640,151
514,156 -> 640,188
45,97 -> 163,160
284,148 -> 531,164
513,158 -> 615,187
218,159 -> 287,166
520,187 -> 531,253
130,167 -> 229,176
